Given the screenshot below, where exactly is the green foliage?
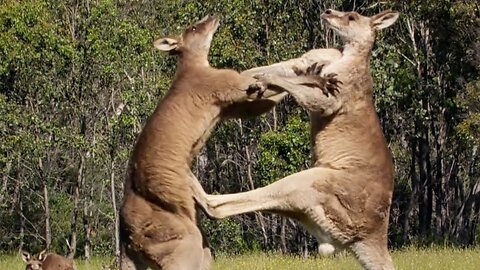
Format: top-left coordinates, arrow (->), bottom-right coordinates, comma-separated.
456,80 -> 480,143
202,217 -> 253,254
49,192 -> 74,251
255,113 -> 310,186
0,0 -> 71,72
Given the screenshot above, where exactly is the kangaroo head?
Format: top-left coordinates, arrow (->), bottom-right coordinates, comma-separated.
153,15 -> 220,63
321,9 -> 399,45
21,250 -> 47,270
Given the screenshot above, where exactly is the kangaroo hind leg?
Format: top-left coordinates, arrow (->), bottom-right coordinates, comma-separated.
203,167 -> 335,219
120,244 -> 148,270
350,239 -> 395,270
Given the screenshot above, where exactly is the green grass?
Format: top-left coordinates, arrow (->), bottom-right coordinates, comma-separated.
214,247 -> 480,269
2,247 -> 479,269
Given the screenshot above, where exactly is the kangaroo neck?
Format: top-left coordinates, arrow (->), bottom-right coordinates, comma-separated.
341,41 -> 372,63
176,51 -> 210,71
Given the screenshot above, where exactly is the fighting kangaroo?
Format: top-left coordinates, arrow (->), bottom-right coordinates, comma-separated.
196,9 -> 400,270
21,250 -> 75,270
119,15 -> 335,270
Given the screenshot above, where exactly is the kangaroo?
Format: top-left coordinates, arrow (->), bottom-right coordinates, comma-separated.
195,9 -> 400,270
119,15 -> 335,270
21,250 -> 75,270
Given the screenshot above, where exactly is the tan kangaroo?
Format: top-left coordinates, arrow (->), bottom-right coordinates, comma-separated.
119,15 -> 335,270
20,250 -> 75,270
195,9 -> 400,270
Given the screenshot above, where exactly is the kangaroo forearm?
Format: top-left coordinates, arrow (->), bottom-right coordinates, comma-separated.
267,77 -> 341,114
242,58 -> 309,77
242,48 -> 341,77
217,74 -> 286,119
221,93 -> 287,119
236,74 -> 285,99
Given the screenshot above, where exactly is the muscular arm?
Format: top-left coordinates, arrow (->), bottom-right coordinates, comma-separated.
222,48 -> 342,118
257,74 -> 342,115
221,73 -> 288,119
242,48 -> 342,77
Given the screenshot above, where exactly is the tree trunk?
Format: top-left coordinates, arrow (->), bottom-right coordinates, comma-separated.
272,107 -> 277,131
11,159 -> 22,217
43,183 -> 51,249
302,234 -> 309,259
244,143 -> 268,247
39,155 -> 52,249
18,191 -> 25,252
237,119 -> 269,247
468,147 -> 479,245
110,158 -> 120,262
0,160 -> 12,205
68,155 -> 84,258
83,200 -> 91,260
402,137 -> 418,244
469,183 -> 480,245
280,217 -> 287,253
451,146 -> 480,245
418,123 -> 433,237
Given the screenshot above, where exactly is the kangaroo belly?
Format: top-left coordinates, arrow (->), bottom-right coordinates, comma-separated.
120,191 -> 196,247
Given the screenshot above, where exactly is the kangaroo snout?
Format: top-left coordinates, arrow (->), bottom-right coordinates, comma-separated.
198,14 -> 220,29
322,9 -> 343,17
321,9 -> 337,22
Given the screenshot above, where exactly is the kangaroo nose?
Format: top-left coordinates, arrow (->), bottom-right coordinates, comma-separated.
325,9 -> 332,15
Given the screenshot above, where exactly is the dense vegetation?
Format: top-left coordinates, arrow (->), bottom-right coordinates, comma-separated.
0,0 -> 479,259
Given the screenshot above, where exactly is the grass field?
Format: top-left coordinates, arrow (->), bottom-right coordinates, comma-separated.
1,247 -> 479,269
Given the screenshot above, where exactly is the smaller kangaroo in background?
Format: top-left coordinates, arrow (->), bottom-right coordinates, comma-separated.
21,250 -> 75,270
195,9 -> 399,270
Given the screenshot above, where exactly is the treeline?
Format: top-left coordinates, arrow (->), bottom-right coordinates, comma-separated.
0,0 -> 479,258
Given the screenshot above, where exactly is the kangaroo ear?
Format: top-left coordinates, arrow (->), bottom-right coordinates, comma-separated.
20,251 -> 31,262
38,249 -> 48,261
372,10 -> 399,30
153,37 -> 179,52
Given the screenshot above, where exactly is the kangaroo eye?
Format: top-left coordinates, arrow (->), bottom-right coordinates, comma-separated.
348,15 -> 356,21
192,26 -> 197,32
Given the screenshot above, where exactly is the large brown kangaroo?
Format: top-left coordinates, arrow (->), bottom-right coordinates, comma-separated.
21,250 -> 76,270
119,15 -> 334,270
196,9 -> 400,270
